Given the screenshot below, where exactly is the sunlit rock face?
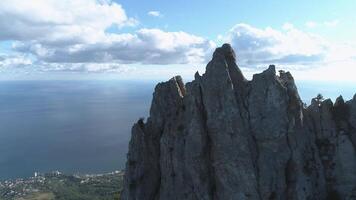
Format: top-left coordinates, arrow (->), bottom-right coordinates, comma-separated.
121,44 -> 356,200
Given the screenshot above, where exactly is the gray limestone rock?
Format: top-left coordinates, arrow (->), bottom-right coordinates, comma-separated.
121,44 -> 356,200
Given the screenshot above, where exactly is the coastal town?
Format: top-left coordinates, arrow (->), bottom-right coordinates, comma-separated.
0,170 -> 124,200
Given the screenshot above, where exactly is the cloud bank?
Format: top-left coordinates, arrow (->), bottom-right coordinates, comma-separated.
0,0 -> 215,73
0,0 -> 137,41
225,23 -> 330,67
0,0 -> 355,81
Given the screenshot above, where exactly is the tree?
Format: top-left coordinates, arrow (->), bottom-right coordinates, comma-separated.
316,93 -> 324,102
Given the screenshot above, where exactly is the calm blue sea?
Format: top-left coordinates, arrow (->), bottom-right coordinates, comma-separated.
0,80 -> 354,180
0,80 -> 154,180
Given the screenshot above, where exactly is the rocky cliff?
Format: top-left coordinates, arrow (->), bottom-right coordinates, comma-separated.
121,44 -> 356,200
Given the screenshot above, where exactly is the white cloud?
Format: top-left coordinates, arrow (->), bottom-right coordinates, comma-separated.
223,23 -> 356,82
0,0 -> 215,71
0,54 -> 33,75
0,54 -> 32,68
39,62 -> 134,73
305,21 -> 317,28
0,0 -> 354,82
304,20 -> 339,29
0,53 -> 135,74
324,20 -> 339,27
0,0 -> 137,42
226,23 -> 329,68
148,11 -> 162,17
14,28 -> 215,65
282,23 -> 294,30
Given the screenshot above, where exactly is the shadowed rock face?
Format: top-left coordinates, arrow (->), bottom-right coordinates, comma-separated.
121,44 -> 356,200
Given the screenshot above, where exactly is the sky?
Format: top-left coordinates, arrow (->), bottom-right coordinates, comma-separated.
0,0 -> 356,82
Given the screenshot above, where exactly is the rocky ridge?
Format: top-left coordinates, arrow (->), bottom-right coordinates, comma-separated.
122,44 -> 356,200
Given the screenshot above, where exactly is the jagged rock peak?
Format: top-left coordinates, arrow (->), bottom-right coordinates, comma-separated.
212,43 -> 236,61
335,95 -> 345,106
122,44 -> 356,200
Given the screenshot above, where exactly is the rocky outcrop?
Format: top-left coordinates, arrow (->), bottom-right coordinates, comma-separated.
121,44 -> 356,200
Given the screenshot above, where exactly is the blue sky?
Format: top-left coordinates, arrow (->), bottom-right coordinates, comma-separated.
118,0 -> 356,41
0,0 -> 356,82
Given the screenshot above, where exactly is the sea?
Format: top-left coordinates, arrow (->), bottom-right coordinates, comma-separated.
0,80 -> 354,180
0,80 -> 154,180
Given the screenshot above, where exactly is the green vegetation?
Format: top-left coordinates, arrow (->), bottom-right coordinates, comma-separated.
16,192 -> 55,200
